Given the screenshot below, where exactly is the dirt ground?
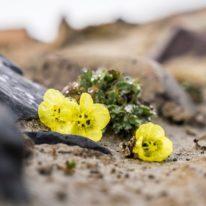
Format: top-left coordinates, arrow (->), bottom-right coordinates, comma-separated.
22,118 -> 206,206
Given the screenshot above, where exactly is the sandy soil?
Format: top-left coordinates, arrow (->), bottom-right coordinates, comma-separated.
23,119 -> 206,206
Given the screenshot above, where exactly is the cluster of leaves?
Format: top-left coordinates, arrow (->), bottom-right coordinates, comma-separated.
64,69 -> 155,138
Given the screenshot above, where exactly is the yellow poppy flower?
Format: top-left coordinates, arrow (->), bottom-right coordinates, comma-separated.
38,89 -> 77,133
38,89 -> 110,142
66,93 -> 110,142
132,122 -> 173,162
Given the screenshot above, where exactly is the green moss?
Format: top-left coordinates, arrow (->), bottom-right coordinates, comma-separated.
64,69 -> 155,138
64,160 -> 76,175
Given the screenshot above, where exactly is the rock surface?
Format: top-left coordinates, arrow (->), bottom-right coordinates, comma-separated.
0,104 -> 28,202
26,132 -> 112,155
0,56 -> 46,120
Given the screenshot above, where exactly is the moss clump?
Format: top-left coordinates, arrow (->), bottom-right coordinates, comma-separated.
63,69 -> 155,138
64,160 -> 76,175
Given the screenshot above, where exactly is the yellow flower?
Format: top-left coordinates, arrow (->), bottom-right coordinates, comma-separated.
38,89 -> 76,133
65,93 -> 110,142
38,89 -> 110,142
132,123 -> 173,162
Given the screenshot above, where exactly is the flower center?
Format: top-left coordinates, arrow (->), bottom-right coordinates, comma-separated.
52,105 -> 62,120
76,113 -> 92,129
142,140 -> 162,157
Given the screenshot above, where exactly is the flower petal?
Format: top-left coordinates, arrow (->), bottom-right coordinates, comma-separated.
85,129 -> 102,142
60,99 -> 79,121
135,122 -> 165,140
92,104 -> 110,129
67,123 -> 102,142
38,101 -> 55,128
52,122 -> 74,134
80,93 -> 94,112
156,136 -> 173,161
132,136 -> 143,154
44,89 -> 65,104
68,123 -> 88,137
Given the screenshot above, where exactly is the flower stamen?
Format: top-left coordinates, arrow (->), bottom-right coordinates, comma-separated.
76,112 -> 93,129
52,105 -> 62,119
86,120 -> 91,125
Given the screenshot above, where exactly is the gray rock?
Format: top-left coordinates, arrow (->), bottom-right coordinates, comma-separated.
0,104 -> 28,202
0,56 -> 46,120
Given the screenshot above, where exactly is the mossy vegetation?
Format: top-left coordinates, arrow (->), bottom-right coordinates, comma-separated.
64,69 -> 155,138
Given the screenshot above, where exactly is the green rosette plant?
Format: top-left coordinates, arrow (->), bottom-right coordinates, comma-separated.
63,69 -> 155,138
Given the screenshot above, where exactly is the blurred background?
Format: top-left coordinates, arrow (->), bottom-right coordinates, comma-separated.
0,0 -> 206,103
1,1 -> 206,205
1,0 -> 206,41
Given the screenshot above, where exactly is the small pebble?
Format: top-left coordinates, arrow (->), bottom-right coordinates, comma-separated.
124,173 -> 130,179
148,174 -> 155,179
185,127 -> 197,136
159,191 -> 168,197
37,165 -> 53,176
56,191 -> 67,202
110,168 -> 116,174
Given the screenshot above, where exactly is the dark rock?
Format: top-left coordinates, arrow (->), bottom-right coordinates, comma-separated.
0,104 -> 28,202
26,131 -> 112,155
55,190 -> 67,202
37,165 -> 53,176
0,56 -> 46,120
155,28 -> 206,63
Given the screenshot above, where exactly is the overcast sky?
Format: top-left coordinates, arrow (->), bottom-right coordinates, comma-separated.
0,0 -> 206,41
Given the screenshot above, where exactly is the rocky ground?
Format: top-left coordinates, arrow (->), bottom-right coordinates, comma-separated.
1,7 -> 206,206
